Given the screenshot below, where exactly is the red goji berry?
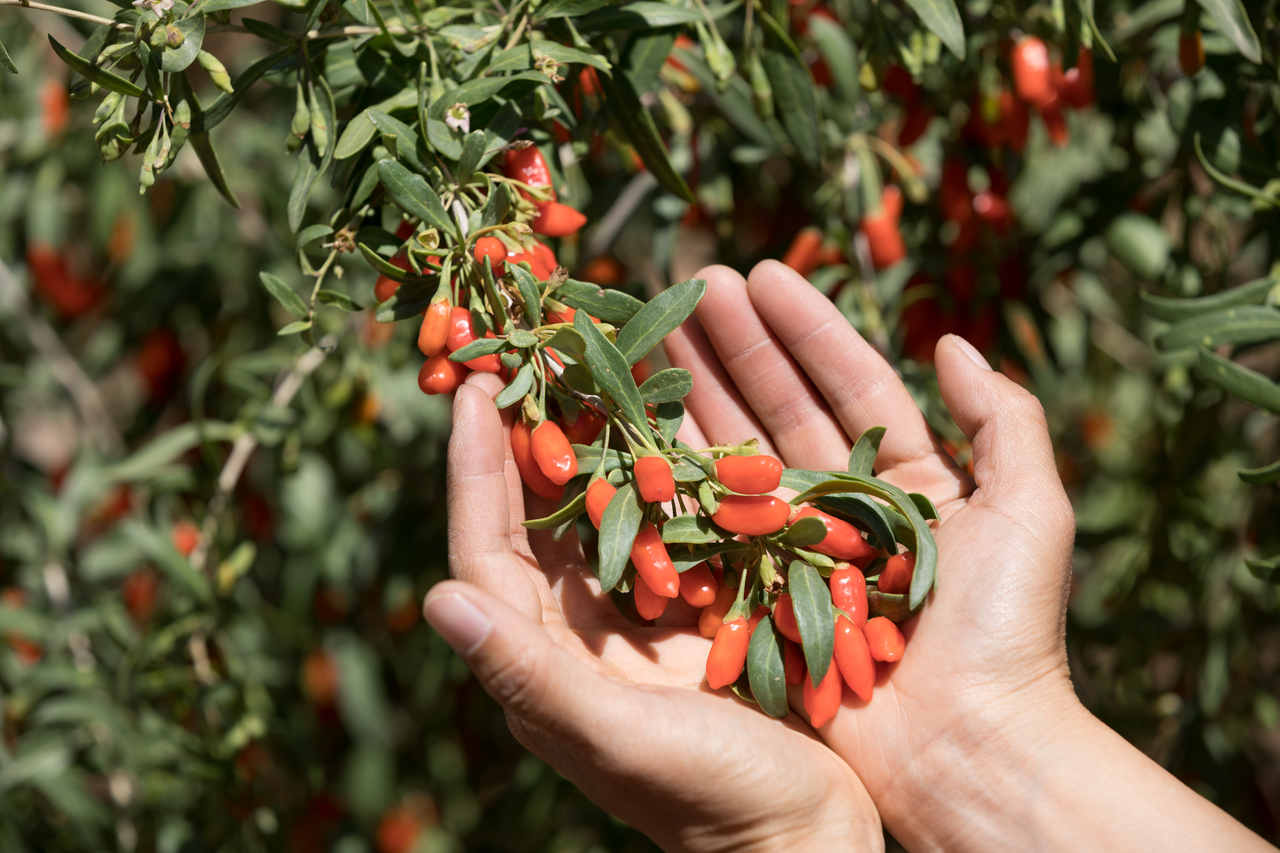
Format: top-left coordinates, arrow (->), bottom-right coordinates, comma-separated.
711,495 -> 790,536
698,583 -> 736,638
1058,48 -> 1094,108
123,568 -> 160,625
631,524 -> 679,598
461,332 -> 503,374
503,145 -> 556,201
1178,30 -> 1204,76
635,456 -> 675,503
784,640 -> 805,686
714,455 -> 784,494
472,236 -> 506,270
532,202 -> 587,237
878,552 -> 915,595
530,421 -> 577,485
445,307 -> 476,352
864,616 -> 905,662
585,477 -> 616,528
633,575 -> 668,621
679,562 -> 718,608
782,227 -> 823,278
417,298 -> 452,357
562,408 -> 605,445
802,655 -> 842,727
172,520 -> 200,557
834,616 -> 875,702
794,507 -> 876,565
705,618 -> 750,688
861,185 -> 906,270
532,241 -> 558,276
772,593 -> 802,644
1011,36 -> 1055,107
510,420 -> 565,501
829,564 -> 868,627
417,354 -> 467,395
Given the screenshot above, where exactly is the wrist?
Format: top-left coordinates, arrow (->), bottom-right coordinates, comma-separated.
877,668 -> 1090,851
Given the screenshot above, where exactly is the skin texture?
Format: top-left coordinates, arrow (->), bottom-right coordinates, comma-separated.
427,259 -> 1272,852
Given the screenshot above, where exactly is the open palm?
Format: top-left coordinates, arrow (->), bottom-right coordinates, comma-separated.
661,261 -> 1078,846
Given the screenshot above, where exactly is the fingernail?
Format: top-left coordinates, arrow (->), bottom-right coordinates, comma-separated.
948,335 -> 991,371
424,593 -> 492,655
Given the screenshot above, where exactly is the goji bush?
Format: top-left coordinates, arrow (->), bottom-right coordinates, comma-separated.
1,0 -> 1278,848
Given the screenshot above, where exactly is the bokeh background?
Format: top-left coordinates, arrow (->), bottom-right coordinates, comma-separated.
1,0 -> 1278,849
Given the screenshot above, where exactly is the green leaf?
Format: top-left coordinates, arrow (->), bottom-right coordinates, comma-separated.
902,0 -> 966,58
495,362 -> 535,409
597,69 -> 695,203
104,422 -> 239,482
316,290 -> 362,311
1157,306 -> 1280,351
661,514 -> 719,544
747,617 -> 789,718
48,35 -> 145,97
815,494 -> 899,552
655,401 -> 683,445
287,154 -> 319,233
847,426 -> 885,476
259,272 -> 308,317
1239,458 -> 1280,485
448,337 -> 508,361
868,590 -> 913,622
159,16 -> 205,72
617,278 -> 706,364
598,483 -> 643,590
1195,0 -> 1261,63
792,475 -> 938,610
573,311 -> 648,429
781,516 -> 827,547
277,319 -> 313,336
120,520 -> 211,603
0,39 -> 17,74
200,0 -> 268,11
189,129 -> 238,207
1194,347 -> 1280,414
669,541 -> 748,572
376,158 -> 455,234
523,488 -> 587,530
807,15 -> 859,103
537,0 -> 614,17
1245,553 -> 1279,582
368,110 -> 426,172
1141,275 -> 1277,321
760,47 -> 819,166
789,560 -> 834,686
578,1 -> 710,30
639,368 -> 693,404
555,278 -> 644,324
909,493 -> 938,521
536,41 -> 613,73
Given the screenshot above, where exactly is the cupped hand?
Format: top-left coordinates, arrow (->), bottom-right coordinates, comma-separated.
661,261 -> 1079,847
424,368 -> 882,852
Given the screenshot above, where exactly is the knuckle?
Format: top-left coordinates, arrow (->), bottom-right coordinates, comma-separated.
484,646 -> 543,715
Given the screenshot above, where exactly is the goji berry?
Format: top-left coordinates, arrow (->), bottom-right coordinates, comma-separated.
772,593 -> 802,644
374,275 -> 400,303
1011,36 -> 1055,107
41,79 -> 69,136
714,454 -> 784,494
577,255 -> 624,285
878,552 -> 915,595
503,145 -> 556,200
898,102 -> 933,146
445,307 -> 476,352
802,654 -> 842,727
462,333 -> 503,374
532,202 -> 587,237
585,477 -> 617,528
511,420 -> 565,501
472,236 -> 506,270
794,507 -> 876,565
417,298 -> 452,357
123,568 -> 160,624
302,649 -> 339,705
834,616 -> 874,702
1178,30 -> 1204,76
698,583 -> 736,638
631,524 -> 679,598
829,564 -> 868,627
679,562 -> 718,608
1058,48 -> 1094,108
864,616 -> 905,662
417,354 -> 467,395
782,227 -> 823,277
532,241 -> 558,277
633,575 -> 669,621
705,618 -> 750,688
711,495 -> 790,536
530,421 -> 577,485
861,185 -> 906,269
784,640 -> 805,686
562,408 -> 605,445
172,520 -> 200,557
635,455 -> 675,503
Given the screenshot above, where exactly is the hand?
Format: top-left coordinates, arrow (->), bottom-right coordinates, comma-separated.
423,370 -> 883,852
663,261 -> 1079,847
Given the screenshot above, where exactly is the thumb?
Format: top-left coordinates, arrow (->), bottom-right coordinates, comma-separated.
934,335 -> 1074,553
422,579 -> 620,754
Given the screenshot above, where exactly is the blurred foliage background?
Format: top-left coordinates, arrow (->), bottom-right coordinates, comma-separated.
1,0 -> 1278,849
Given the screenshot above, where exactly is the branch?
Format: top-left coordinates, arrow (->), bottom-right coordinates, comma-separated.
0,259 -> 124,455
0,0 -> 128,30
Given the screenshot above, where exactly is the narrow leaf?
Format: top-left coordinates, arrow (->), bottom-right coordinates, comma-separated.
1141,274 -> 1277,321
789,560 -> 834,686
376,158 -> 454,234
639,368 -> 693,404
617,277 -> 706,363
747,617 -> 789,717
781,516 -> 827,547
522,488 -> 587,530
598,483 -> 643,590
573,311 -> 648,429
0,39 -> 17,74
259,272 -> 308,317
494,362 -> 535,409
1194,347 -> 1280,414
1195,0 -> 1261,63
556,278 -> 644,324
847,426 -> 885,475
1238,458 -> 1280,485
661,514 -> 719,544
48,35 -> 144,97
597,69 -> 695,203
1157,306 -> 1280,351
902,0 -> 966,58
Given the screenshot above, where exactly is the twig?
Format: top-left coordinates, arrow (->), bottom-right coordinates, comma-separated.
583,171 -> 658,259
0,0 -> 128,30
0,259 -> 124,455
